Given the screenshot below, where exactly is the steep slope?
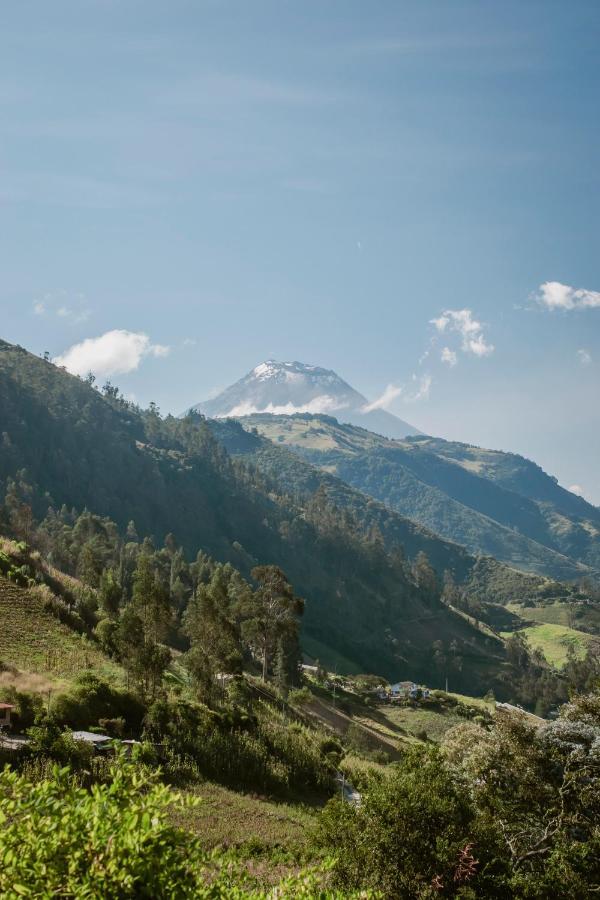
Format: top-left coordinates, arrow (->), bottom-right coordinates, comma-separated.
187,360 -> 419,439
208,418 -> 571,605
0,576 -> 119,684
0,338 -> 505,690
239,414 -> 598,580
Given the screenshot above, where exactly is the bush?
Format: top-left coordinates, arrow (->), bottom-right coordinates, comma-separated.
51,673 -> 145,734
0,686 -> 42,730
0,760 -> 209,897
313,746 -> 508,897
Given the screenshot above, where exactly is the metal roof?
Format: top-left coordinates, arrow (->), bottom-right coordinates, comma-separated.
71,731 -> 112,743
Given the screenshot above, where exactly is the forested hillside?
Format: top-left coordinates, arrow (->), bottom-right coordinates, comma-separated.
240,414 -> 600,579
0,338 -> 507,690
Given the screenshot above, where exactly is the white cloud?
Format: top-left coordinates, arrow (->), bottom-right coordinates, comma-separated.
569,484 -> 585,497
53,330 -> 170,377
224,395 -> 346,418
430,309 -> 494,357
362,383 -> 403,413
182,338 -> 197,347
33,291 -> 90,323
535,281 -> 600,312
441,347 -> 457,367
577,349 -> 592,366
409,373 -> 432,402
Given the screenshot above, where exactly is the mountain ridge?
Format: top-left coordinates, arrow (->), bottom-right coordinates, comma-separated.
188,360 -> 420,440
235,413 -> 600,580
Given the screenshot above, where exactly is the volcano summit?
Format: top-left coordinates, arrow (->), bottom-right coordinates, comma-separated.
188,360 -> 419,439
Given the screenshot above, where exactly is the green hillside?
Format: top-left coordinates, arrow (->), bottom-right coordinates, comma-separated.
0,576 -> 121,686
240,413 -> 599,579
208,418 -> 577,605
0,338 -> 508,692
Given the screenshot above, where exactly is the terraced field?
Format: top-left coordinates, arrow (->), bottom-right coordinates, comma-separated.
0,577 -> 121,685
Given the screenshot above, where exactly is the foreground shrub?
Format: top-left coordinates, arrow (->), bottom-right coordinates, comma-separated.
0,759 -> 358,898
0,760 -> 206,898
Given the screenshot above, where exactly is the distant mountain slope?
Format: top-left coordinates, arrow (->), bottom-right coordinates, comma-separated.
187,360 -> 419,439
237,414 -> 599,580
0,338 -> 507,690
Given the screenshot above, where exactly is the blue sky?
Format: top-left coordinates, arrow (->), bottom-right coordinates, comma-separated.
1,1 -> 599,502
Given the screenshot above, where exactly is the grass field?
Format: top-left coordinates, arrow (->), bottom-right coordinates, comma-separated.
377,704 -> 466,742
174,781 -> 319,853
507,602 -> 572,627
0,577 -> 122,688
501,621 -> 593,668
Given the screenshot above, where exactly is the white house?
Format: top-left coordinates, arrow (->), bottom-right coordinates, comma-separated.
390,681 -> 417,698
389,682 -> 430,700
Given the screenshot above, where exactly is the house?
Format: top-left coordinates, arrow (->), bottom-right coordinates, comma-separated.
71,731 -> 113,751
390,681 -> 417,699
301,664 -> 318,675
389,682 -> 430,700
0,702 -> 15,729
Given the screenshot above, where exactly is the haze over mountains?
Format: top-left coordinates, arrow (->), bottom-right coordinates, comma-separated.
189,360 -> 600,582
188,360 -> 420,440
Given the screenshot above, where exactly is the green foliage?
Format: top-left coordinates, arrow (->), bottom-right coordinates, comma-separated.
0,759 -> 224,898
314,746 -> 507,897
0,340 -> 518,691
51,673 -> 145,732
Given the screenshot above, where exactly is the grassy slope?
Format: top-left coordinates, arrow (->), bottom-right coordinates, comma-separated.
501,618 -> 595,668
174,781 -> 318,855
0,576 -> 121,687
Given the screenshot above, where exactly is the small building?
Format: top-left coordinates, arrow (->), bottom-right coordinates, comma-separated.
0,703 -> 15,729
389,682 -> 430,700
71,731 -> 113,751
390,681 -> 417,699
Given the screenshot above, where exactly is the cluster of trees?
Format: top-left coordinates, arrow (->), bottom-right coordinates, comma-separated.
316,690 -> 600,897
0,496 -> 305,702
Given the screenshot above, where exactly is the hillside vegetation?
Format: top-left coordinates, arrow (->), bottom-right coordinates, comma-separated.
0,337 -> 516,692
241,413 -> 600,579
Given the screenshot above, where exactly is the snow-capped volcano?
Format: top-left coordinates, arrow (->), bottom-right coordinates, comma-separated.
188,360 -> 420,439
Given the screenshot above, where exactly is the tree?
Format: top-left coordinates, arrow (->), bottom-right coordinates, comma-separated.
240,566 -> 304,682
184,567 -> 243,702
117,552 -> 172,699
412,551 -> 439,604
99,567 -> 123,619
314,746 -> 505,897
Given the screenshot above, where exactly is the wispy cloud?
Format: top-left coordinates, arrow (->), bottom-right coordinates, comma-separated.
33,291 -> 90,323
569,484 -> 585,497
534,281 -> 600,312
160,72 -> 338,108
577,349 -> 592,366
406,374 -> 432,403
54,330 -> 170,377
441,347 -> 457,367
430,309 -> 494,358
362,383 -> 403,413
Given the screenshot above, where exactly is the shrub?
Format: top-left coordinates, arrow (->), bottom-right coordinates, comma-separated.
313,746 -> 508,897
0,686 -> 42,730
0,760 -> 208,897
51,673 -> 145,733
